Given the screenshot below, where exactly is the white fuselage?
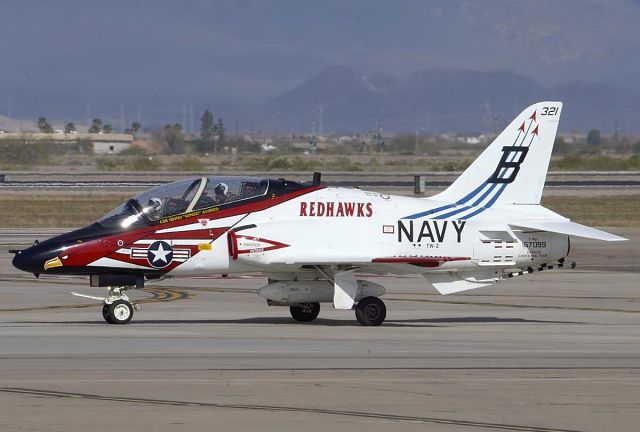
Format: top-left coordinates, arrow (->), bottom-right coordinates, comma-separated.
172,187 -> 569,277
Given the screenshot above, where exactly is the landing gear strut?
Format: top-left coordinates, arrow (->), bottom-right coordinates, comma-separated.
72,286 -> 139,325
355,296 -> 386,326
290,302 -> 320,322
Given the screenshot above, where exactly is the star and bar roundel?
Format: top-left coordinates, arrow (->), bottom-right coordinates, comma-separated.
117,235 -> 289,270
147,241 -> 173,268
129,240 -> 192,268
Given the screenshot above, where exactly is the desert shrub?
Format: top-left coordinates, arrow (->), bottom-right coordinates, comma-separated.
119,146 -> 147,156
551,154 -> 640,170
0,140 -> 50,168
128,156 -> 160,171
96,157 -> 118,171
167,157 -> 206,171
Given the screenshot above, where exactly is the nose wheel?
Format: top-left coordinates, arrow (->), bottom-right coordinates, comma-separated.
72,286 -> 139,325
103,300 -> 134,324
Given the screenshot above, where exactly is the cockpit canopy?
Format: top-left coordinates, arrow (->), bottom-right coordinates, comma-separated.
97,176 -> 269,229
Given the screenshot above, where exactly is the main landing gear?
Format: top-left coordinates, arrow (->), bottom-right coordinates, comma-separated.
72,286 -> 139,325
355,297 -> 386,326
289,302 -> 321,322
287,297 -> 387,326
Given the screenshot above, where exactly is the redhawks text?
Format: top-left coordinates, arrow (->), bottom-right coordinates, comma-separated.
300,201 -> 373,217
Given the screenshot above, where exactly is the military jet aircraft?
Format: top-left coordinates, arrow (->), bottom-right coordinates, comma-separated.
11,101 -> 626,325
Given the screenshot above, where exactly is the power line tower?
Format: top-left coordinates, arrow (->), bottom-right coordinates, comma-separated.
309,121 -> 317,154
190,103 -> 194,135
374,119 -> 384,153
484,102 -> 499,139
120,104 -> 125,132
182,103 -> 187,132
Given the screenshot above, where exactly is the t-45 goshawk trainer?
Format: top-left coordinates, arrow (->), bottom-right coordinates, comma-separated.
12,102 -> 626,325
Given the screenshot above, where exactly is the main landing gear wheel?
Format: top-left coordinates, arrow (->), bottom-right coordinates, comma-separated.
105,299 -> 134,325
355,297 -> 386,326
290,302 -> 320,322
102,304 -> 112,323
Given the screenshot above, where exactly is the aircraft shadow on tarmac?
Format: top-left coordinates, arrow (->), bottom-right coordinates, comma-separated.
24,316 -> 582,327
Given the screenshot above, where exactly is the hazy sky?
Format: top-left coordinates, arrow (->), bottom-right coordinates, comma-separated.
1,0 -> 639,126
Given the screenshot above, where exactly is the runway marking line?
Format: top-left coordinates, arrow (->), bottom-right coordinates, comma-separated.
386,297 -> 640,314
0,287 -> 193,312
0,377 -> 638,384
0,387 -> 585,432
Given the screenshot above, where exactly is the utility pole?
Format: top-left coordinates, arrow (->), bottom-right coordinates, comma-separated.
414,127 -> 425,155
86,99 -> 91,129
318,104 -> 324,136
182,103 -> 187,132
189,103 -> 194,135
309,121 -> 317,154
120,103 -> 125,132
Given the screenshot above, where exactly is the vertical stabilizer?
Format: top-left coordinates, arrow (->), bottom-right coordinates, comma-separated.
432,102 -> 562,210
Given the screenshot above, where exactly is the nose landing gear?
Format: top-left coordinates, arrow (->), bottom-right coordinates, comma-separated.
71,286 -> 140,325
103,299 -> 134,324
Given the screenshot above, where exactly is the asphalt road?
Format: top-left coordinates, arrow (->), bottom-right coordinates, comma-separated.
0,229 -> 638,431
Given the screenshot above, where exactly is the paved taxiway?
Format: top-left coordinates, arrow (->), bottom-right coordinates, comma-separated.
0,229 -> 638,431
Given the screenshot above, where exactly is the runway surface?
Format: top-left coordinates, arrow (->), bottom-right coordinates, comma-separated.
0,229 -> 638,431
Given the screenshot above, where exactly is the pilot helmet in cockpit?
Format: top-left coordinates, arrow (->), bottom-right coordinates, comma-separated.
214,183 -> 229,203
145,197 -> 163,220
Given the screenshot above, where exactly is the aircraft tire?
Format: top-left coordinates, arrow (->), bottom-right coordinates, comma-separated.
102,304 -> 114,324
290,302 -> 320,322
107,300 -> 134,325
355,297 -> 386,326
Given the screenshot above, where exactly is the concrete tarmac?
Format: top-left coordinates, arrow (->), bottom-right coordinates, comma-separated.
0,229 -> 638,431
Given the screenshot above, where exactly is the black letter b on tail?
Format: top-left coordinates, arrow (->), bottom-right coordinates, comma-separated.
488,146 -> 529,184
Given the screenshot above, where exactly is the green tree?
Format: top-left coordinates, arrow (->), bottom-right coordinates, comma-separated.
216,118 -> 226,149
89,118 -> 103,133
37,116 -> 53,133
103,124 -> 113,134
552,136 -> 571,155
163,124 -> 184,154
64,122 -> 76,133
200,110 -> 214,142
587,129 -> 601,146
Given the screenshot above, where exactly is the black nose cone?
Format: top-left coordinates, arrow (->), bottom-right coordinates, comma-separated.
12,248 -> 43,274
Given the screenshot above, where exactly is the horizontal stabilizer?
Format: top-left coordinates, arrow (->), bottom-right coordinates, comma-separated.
510,221 -> 627,242
424,271 -> 500,295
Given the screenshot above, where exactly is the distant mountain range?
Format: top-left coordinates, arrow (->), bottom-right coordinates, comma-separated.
4,66 -> 640,134
249,67 -> 640,133
2,1 -> 640,133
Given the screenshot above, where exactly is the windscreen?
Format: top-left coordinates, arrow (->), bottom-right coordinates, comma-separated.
97,178 -> 202,229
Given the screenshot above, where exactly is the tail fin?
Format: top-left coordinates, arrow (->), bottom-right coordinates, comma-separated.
432,101 -> 562,208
